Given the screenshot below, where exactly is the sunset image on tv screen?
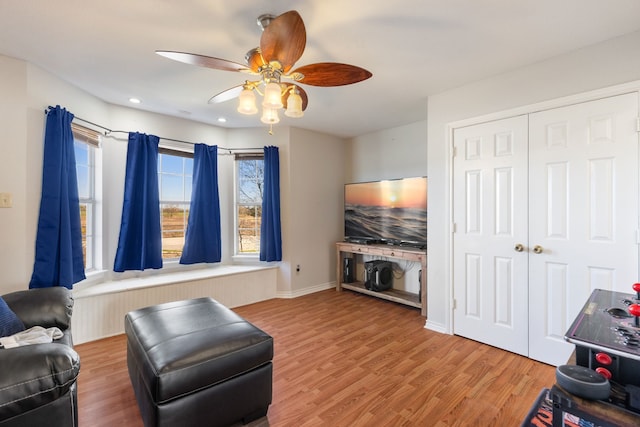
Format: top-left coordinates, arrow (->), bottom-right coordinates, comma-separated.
344,177 -> 427,246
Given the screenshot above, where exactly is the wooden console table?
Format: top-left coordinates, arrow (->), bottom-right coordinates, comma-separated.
335,242 -> 427,317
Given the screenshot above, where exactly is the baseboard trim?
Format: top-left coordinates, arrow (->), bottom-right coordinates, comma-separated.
424,319 -> 448,334
276,282 -> 336,299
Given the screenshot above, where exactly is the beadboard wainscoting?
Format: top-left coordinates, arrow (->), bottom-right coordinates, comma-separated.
71,265 -> 278,344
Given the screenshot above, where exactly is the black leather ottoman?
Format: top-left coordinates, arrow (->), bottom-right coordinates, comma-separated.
124,297 -> 273,427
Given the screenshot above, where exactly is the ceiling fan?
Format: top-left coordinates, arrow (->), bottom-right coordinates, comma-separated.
156,10 -> 372,129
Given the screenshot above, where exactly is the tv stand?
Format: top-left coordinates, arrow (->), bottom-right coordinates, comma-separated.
336,242 -> 427,316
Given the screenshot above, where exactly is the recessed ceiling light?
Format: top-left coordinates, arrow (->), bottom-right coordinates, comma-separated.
129,98 -> 141,104
217,117 -> 227,123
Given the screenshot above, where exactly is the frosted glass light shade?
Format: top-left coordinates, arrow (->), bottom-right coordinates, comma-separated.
237,88 -> 258,115
260,107 -> 280,124
262,82 -> 283,109
284,91 -> 304,118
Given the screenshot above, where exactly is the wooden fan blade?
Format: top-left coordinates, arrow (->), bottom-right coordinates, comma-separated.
157,51 -> 254,73
282,84 -> 308,111
288,62 -> 372,87
208,85 -> 245,104
260,10 -> 306,74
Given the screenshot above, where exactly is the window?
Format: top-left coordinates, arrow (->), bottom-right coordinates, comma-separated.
73,123 -> 100,271
158,150 -> 193,259
235,154 -> 264,255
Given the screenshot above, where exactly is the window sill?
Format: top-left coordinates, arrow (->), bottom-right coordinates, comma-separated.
232,254 -> 260,263
232,255 -> 283,267
72,264 -> 277,299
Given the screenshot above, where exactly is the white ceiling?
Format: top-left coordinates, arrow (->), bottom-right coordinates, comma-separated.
2,1 -> 640,138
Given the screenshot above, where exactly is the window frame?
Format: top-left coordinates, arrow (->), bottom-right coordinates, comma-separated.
234,153 -> 264,256
72,123 -> 100,272
157,147 -> 194,260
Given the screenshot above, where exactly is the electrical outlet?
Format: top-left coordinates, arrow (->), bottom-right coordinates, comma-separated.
0,193 -> 12,208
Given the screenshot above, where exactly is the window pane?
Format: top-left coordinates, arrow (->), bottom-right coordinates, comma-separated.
158,152 -> 193,259
75,138 -> 96,271
79,203 -> 87,264
237,159 -> 263,204
159,154 -> 183,174
161,205 -> 185,231
237,205 -> 261,253
160,204 -> 188,259
161,174 -> 184,201
235,157 -> 263,255
184,158 -> 193,175
184,158 -> 193,200
75,142 -> 90,199
78,201 -> 95,269
74,141 -> 88,164
185,179 -> 192,201
239,159 -> 263,178
238,179 -> 262,204
76,164 -> 90,199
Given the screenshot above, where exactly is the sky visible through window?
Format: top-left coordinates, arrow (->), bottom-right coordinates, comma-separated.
159,154 -> 192,201
75,142 -> 90,198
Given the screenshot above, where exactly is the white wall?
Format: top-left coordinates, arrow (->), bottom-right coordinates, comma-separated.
426,30 -> 640,332
345,120 -> 428,295
288,127 -> 346,295
347,120 -> 428,183
0,56 -> 28,290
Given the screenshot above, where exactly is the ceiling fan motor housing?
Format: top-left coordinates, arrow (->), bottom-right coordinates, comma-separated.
257,14 -> 275,31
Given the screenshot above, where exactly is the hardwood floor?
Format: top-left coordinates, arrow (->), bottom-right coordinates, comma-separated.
75,289 -> 555,426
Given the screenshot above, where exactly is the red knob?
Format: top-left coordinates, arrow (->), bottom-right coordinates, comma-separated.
595,352 -> 613,365
630,304 -> 640,327
595,367 -> 612,379
633,283 -> 640,294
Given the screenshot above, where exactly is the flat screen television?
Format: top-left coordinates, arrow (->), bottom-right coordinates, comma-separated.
344,177 -> 427,248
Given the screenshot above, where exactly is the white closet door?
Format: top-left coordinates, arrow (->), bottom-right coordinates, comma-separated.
452,115 -> 529,356
528,92 -> 639,365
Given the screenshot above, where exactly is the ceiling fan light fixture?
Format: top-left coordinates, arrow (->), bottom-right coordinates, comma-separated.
237,86 -> 258,114
260,107 -> 280,124
284,88 -> 304,118
262,81 -> 284,109
158,10 -> 372,133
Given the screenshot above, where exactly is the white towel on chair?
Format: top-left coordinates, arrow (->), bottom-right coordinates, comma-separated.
0,326 -> 64,349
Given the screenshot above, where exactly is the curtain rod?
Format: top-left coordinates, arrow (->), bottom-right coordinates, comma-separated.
45,106 -> 263,152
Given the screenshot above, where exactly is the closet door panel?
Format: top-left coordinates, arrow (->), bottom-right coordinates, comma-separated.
528,92 -> 639,365
452,115 -> 529,356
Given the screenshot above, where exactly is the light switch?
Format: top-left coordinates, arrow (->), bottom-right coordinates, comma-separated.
0,193 -> 12,208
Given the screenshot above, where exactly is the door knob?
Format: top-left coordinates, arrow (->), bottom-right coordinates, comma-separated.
514,243 -> 524,252
533,245 -> 543,254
